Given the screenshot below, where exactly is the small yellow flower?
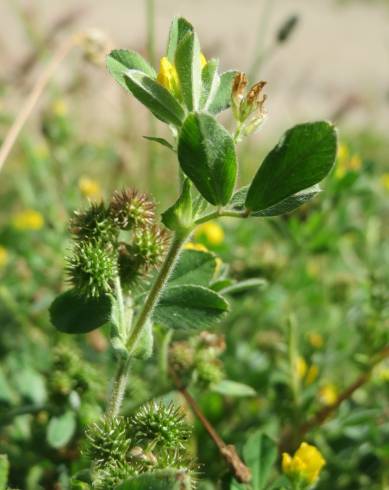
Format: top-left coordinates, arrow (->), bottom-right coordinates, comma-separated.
295,356 -> 307,379
157,52 -> 207,98
380,173 -> 389,191
195,222 -> 224,246
157,57 -> 180,98
0,246 -> 8,267
308,332 -> 324,349
78,176 -> 102,199
282,442 -> 326,485
335,143 -> 362,179
12,209 -> 44,231
319,384 -> 338,406
200,52 -> 207,68
295,356 -> 318,385
51,99 -> 68,117
184,242 -> 208,253
306,364 -> 319,385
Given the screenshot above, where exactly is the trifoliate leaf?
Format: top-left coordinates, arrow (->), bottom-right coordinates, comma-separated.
153,285 -> 229,331
178,112 -> 237,205
245,122 -> 337,212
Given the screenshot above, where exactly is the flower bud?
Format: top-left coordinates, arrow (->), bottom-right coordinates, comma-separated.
231,72 -> 248,120
282,442 -> 326,487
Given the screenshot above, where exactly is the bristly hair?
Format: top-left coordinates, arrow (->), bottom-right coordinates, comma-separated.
110,189 -> 155,231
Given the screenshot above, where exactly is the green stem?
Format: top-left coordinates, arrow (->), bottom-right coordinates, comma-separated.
195,208 -> 250,225
107,358 -> 130,418
126,233 -> 188,354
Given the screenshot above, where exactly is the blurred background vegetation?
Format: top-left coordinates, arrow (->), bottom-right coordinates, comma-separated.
0,0 -> 388,489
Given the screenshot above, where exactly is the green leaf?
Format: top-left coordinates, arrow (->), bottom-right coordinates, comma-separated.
13,367 -> 47,404
178,112 -> 237,205
243,431 -> 277,490
0,454 -> 9,490
124,70 -> 185,127
0,368 -> 15,403
49,289 -> 112,334
208,70 -> 237,114
175,32 -> 202,111
153,285 -> 229,331
47,411 -> 76,449
220,278 -> 267,295
200,59 -> 220,110
212,380 -> 256,397
143,136 -> 175,152
161,179 -> 193,235
168,249 -> 217,287
117,469 -> 193,489
231,184 -> 322,217
107,49 -> 156,90
245,122 -> 337,212
166,17 -> 194,62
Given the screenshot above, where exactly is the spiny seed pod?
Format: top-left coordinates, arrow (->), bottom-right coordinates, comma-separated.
48,370 -> 73,397
110,189 -> 155,231
66,241 -> 118,297
117,243 -> 145,288
84,416 -> 131,466
131,226 -> 170,271
70,202 -> 118,244
196,360 -> 224,387
131,402 -> 191,449
169,341 -> 195,373
92,459 -> 134,490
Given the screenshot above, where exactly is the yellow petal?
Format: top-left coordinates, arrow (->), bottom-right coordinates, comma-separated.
200,52 -> 207,68
12,209 -> 44,231
195,222 -> 224,246
0,246 -> 8,267
184,242 -> 208,253
157,56 -> 180,97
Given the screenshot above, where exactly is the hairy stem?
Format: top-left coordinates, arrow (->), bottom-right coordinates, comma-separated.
107,233 -> 188,417
107,358 -> 130,418
126,233 -> 187,354
195,208 -> 250,225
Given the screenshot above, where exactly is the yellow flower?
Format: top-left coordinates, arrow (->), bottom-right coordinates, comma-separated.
157,52 -> 207,98
319,384 -> 338,406
12,209 -> 44,231
0,246 -> 8,267
195,222 -> 224,246
295,356 -> 318,384
157,57 -> 180,98
78,176 -> 102,199
282,442 -> 326,485
308,332 -> 324,349
51,99 -> 68,117
380,173 -> 389,191
184,242 -> 208,253
295,356 -> 307,379
335,143 -> 362,179
306,364 -> 319,385
200,52 -> 207,68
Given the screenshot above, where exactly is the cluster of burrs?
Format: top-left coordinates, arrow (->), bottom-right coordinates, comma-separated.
66,189 -> 169,297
